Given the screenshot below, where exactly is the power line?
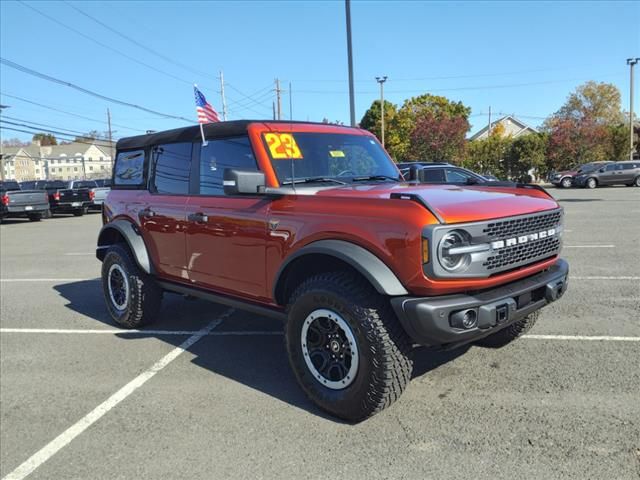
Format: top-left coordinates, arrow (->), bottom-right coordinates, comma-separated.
1,115 -> 103,137
62,1 -> 215,81
0,92 -> 146,132
0,126 -> 114,148
0,58 -> 193,122
18,0 -> 194,86
0,119 -> 119,142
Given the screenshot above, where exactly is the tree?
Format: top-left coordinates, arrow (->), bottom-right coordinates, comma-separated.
32,133 -> 57,146
505,133 -> 547,181
74,130 -> 103,143
409,113 -> 469,162
549,81 -> 624,125
390,94 -> 471,160
2,138 -> 29,147
463,135 -> 512,178
546,117 -> 611,170
608,123 -> 632,160
359,100 -> 398,148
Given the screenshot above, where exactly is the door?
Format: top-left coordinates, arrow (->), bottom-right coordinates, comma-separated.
598,163 -> 618,185
139,142 -> 193,280
617,163 -> 636,184
185,136 -> 270,301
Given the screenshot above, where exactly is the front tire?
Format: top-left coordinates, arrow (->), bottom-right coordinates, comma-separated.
561,177 -> 572,188
475,312 -> 539,348
285,271 -> 413,422
586,178 -> 597,189
101,244 -> 162,329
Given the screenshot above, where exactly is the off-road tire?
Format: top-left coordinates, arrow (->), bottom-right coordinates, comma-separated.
475,311 -> 539,348
586,178 -> 597,189
72,208 -> 84,217
28,213 -> 42,222
101,244 -> 162,329
285,271 -> 413,422
560,177 -> 572,188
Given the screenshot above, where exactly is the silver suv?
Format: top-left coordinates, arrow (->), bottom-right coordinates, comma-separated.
574,161 -> 640,188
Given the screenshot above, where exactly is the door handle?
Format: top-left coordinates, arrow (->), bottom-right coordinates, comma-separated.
139,208 -> 155,219
188,212 -> 208,223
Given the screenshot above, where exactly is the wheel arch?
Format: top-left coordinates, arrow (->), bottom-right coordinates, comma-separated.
96,219 -> 153,274
273,239 -> 408,305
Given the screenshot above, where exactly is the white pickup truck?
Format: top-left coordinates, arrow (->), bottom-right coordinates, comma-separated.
68,180 -> 110,210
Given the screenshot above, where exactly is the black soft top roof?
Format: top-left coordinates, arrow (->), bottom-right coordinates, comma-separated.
116,120 -> 357,151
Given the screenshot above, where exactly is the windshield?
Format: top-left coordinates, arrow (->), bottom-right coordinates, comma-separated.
578,163 -> 602,174
263,132 -> 400,184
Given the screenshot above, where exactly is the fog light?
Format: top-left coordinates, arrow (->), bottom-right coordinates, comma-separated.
450,309 -> 478,329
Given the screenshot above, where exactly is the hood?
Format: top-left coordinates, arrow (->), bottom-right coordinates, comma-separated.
314,183 -> 559,224
555,169 -> 577,176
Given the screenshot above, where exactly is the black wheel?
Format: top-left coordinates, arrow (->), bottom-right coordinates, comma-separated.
72,208 -> 84,216
27,214 -> 42,222
101,244 -> 162,328
285,271 -> 413,422
586,178 -> 597,189
475,312 -> 539,348
43,209 -> 52,219
560,177 -> 572,188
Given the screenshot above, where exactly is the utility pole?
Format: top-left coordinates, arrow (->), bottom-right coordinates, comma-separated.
627,58 -> 639,160
345,0 -> 356,126
275,78 -> 282,120
272,101 -> 276,120
375,76 -> 387,147
289,82 -> 293,121
219,70 -> 228,121
0,104 -> 8,181
107,108 -> 114,171
488,106 -> 492,137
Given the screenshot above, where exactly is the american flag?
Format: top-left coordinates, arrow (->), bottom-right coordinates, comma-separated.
194,85 -> 220,123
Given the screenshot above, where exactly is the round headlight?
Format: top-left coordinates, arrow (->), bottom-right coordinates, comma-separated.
438,230 -> 472,272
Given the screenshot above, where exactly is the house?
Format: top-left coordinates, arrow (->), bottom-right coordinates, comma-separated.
1,140 -> 114,181
470,115 -> 538,141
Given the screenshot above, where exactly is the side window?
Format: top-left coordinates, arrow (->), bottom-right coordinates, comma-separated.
445,169 -> 473,183
421,168 -> 446,183
199,137 -> 257,195
604,164 -> 617,172
114,149 -> 145,187
622,164 -> 635,170
152,143 -> 193,195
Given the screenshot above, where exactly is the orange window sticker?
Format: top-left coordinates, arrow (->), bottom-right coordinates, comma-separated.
264,133 -> 303,159
329,150 -> 345,158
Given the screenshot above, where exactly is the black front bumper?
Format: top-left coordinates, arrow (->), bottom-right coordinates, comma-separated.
391,259 -> 569,348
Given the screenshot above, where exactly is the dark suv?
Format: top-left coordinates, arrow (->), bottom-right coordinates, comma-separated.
574,161 -> 640,188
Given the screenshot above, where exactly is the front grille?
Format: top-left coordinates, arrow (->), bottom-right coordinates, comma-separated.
483,236 -> 561,271
483,210 -> 562,240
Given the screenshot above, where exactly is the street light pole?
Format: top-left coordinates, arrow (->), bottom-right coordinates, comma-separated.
627,58 -> 639,160
375,76 -> 387,147
345,0 -> 356,126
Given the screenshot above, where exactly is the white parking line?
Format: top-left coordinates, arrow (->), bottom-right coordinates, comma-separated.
0,328 -> 283,336
0,278 -> 93,283
1,310 -> 233,480
571,276 -> 640,280
64,253 -> 94,256
1,328 -> 639,342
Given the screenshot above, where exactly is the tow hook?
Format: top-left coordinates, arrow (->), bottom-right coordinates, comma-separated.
545,277 -> 568,302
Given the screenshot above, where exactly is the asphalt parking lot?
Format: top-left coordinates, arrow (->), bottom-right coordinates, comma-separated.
1,186 -> 639,480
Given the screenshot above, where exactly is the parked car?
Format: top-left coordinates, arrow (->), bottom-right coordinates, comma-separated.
397,162 -> 496,184
95,178 -> 112,188
67,180 -> 110,210
35,180 -> 94,216
549,161 -> 613,188
0,180 -> 50,222
97,120 -> 568,421
573,161 -> 640,188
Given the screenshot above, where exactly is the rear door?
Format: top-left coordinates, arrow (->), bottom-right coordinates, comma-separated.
617,163 -> 637,184
184,136 -> 269,300
598,163 -> 618,185
139,142 -> 193,280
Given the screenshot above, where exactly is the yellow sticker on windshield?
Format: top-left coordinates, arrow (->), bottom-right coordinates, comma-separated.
329,150 -> 345,158
264,133 -> 303,159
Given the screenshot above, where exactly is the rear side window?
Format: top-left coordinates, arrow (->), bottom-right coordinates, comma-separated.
199,137 -> 257,195
114,150 -> 145,187
421,168 -> 446,183
152,143 -> 193,195
622,163 -> 637,170
74,181 -> 97,188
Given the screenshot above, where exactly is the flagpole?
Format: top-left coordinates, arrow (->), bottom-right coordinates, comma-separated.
194,84 -> 208,146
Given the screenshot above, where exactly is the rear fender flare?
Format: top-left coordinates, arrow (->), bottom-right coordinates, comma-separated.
96,219 -> 153,274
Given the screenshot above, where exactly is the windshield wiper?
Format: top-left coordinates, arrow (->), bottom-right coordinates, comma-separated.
352,175 -> 400,182
281,177 -> 348,185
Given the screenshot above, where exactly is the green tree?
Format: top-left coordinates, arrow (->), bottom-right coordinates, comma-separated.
549,81 -> 624,125
390,94 -> 471,160
505,133 -> 548,181
608,123 -> 632,160
463,135 -> 512,178
32,133 -> 57,146
359,99 -> 397,143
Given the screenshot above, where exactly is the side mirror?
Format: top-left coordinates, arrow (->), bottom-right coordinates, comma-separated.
598,168 -> 605,173
223,169 -> 266,195
409,164 -> 421,181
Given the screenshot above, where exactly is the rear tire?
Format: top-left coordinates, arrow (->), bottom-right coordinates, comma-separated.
27,214 -> 42,222
475,312 -> 539,348
285,271 -> 413,422
101,244 -> 162,329
634,176 -> 640,187
72,208 -> 84,216
586,178 -> 597,189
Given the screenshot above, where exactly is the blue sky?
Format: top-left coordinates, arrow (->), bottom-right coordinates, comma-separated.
1,0 -> 639,143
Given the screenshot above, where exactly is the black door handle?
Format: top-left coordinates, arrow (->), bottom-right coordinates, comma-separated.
188,212 -> 208,223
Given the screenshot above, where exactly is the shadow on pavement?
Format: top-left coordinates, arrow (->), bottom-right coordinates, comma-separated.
55,279 -> 467,421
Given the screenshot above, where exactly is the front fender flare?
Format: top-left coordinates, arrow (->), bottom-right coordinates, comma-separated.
274,239 -> 408,300
96,219 -> 153,274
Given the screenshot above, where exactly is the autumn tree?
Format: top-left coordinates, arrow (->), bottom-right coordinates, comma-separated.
32,133 -> 57,146
409,113 -> 469,162
549,81 -> 624,125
